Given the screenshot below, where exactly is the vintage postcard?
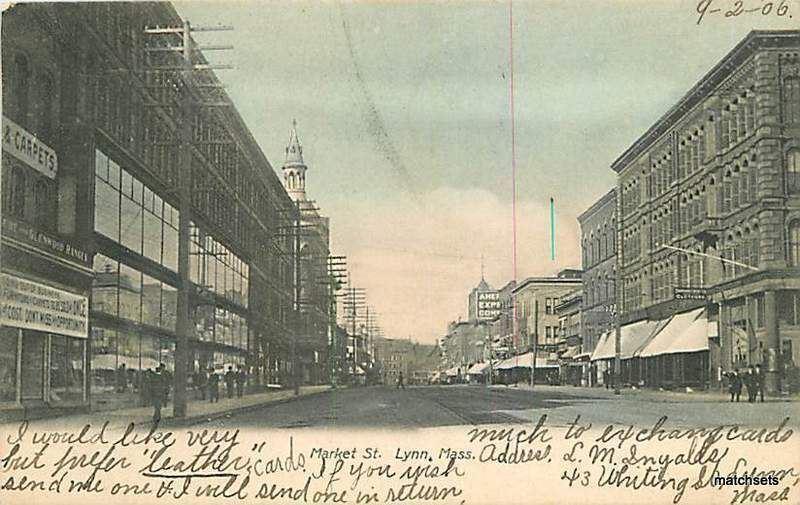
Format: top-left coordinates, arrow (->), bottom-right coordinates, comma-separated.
1,0 -> 799,504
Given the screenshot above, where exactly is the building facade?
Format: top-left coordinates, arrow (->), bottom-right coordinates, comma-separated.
578,189 -> 617,360
555,289 -> 583,385
611,30 -> 800,392
280,121 -> 332,385
375,337 -> 439,385
468,277 -> 500,322
2,2 -> 300,417
511,272 -> 582,359
439,320 -> 489,373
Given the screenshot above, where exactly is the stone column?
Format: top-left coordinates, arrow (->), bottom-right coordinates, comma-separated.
763,291 -> 781,394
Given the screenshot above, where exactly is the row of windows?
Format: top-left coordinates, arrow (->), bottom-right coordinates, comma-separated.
4,53 -> 58,144
543,326 -> 560,345
189,223 -> 250,309
2,159 -> 57,232
721,238 -> 760,279
193,305 -> 249,351
582,221 -> 616,269
92,253 -> 177,331
583,275 -> 615,307
94,149 -> 180,271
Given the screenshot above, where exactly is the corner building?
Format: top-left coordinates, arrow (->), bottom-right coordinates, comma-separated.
2,2 -> 298,416
612,30 -> 800,393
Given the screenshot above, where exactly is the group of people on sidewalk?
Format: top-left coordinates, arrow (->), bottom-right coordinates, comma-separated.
724,365 -> 766,403
191,365 -> 248,404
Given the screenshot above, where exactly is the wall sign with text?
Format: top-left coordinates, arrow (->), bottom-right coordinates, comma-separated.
2,115 -> 58,179
0,273 -> 88,338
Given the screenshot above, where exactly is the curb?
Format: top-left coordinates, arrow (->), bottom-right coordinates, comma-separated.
138,388 -> 334,428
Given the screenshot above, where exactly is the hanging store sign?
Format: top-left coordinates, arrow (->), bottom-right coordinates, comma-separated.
2,115 -> 58,179
0,273 -> 88,338
673,287 -> 708,300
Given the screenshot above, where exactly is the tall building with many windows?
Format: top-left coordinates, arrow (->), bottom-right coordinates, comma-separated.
578,189 -> 617,359
611,30 -> 800,392
280,120 -> 332,385
1,2 -> 299,417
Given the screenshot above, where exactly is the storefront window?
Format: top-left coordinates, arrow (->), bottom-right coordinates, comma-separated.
161,283 -> 177,331
92,254 -> 119,316
93,149 -> 179,271
117,329 -> 140,371
159,340 -> 175,372
141,333 -> 159,371
141,274 -> 161,327
189,222 -> 250,308
118,262 -> 141,322
49,335 -> 85,404
0,327 -> 18,403
20,330 -> 45,400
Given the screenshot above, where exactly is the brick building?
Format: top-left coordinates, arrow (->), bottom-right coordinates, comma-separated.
578,189 -> 617,361
611,30 -> 800,392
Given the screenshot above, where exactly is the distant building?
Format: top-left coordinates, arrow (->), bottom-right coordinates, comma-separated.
439,320 -> 490,372
511,272 -> 582,358
555,289 -> 583,385
468,276 -> 500,322
375,337 -> 439,385
281,120 -> 332,385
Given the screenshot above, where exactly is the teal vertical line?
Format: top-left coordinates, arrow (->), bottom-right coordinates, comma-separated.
550,197 -> 555,261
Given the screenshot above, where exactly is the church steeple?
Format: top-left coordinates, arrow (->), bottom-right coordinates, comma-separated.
282,119 -> 307,201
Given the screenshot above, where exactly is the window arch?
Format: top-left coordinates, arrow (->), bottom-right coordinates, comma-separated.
789,221 -> 800,267
788,149 -> 800,194
14,54 -> 30,121
784,76 -> 800,124
9,166 -> 26,218
34,179 -> 53,230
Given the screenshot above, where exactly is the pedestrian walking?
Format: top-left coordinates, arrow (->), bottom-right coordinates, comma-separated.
160,363 -> 172,407
397,371 -> 405,390
236,365 -> 247,398
140,368 -> 153,407
744,366 -> 756,403
195,369 -> 207,400
207,367 -> 220,403
151,366 -> 166,423
755,364 -> 766,402
116,363 -> 127,393
603,369 -> 610,390
225,365 -> 236,399
728,369 -> 742,402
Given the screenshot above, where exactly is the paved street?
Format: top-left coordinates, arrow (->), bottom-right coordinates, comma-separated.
202,385 -> 800,430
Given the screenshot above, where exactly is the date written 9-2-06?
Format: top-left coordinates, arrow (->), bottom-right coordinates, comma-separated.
696,0 -> 794,25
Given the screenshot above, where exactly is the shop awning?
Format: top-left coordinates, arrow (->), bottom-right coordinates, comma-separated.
443,366 -> 460,377
495,352 -> 558,370
467,362 -> 489,375
638,308 -> 708,358
561,347 -> 580,359
590,319 -> 667,361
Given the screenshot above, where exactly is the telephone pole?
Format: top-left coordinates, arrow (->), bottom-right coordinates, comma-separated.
143,19 -> 233,418
324,255 -> 348,387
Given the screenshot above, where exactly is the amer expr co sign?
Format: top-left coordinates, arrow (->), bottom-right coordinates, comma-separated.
2,115 -> 58,179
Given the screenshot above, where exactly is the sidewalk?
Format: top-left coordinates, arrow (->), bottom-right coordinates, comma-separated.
28,385 -> 332,430
488,383 -> 799,403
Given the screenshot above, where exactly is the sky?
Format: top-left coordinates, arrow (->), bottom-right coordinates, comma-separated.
174,0 -> 796,344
